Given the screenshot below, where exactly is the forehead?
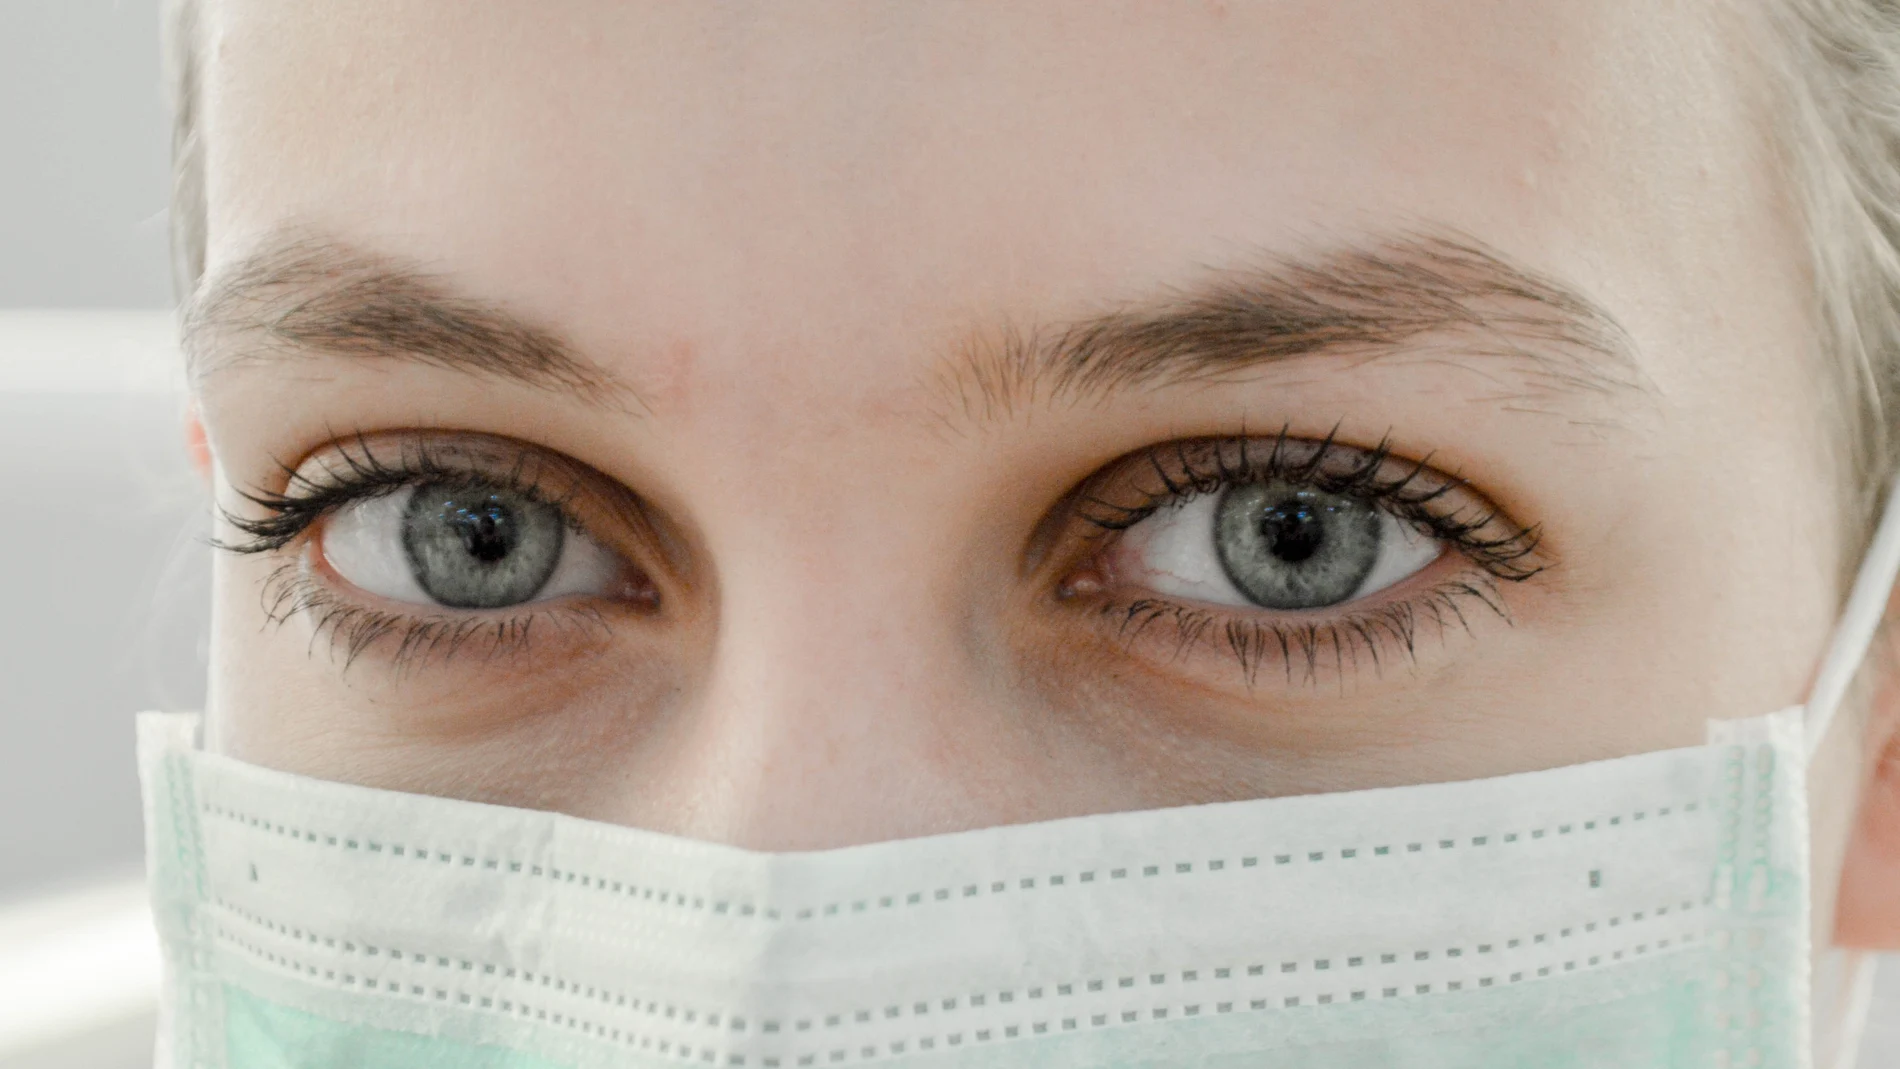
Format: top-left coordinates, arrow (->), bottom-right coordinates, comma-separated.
198,0 -> 1782,404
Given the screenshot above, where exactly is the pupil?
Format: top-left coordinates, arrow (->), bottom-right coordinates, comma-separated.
450,498 -> 518,564
1260,500 -> 1325,564
402,481 -> 565,609
1212,481 -> 1382,611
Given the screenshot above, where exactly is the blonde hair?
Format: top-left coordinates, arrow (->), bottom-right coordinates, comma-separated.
160,2 -> 1900,541
1771,1 -> 1900,541
162,0 -> 205,301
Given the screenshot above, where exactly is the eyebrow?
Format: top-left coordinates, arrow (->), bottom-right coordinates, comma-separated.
188,230 -> 1643,430
934,231 -> 1650,426
184,235 -> 641,409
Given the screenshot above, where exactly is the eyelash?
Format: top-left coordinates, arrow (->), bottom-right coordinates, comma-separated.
1067,427 -> 1545,684
254,561 -> 614,672
219,429 -> 1544,681
219,436 -> 612,672
1075,426 -> 1542,579
216,435 -> 578,556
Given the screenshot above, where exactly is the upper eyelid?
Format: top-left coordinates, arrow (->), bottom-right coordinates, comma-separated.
1074,433 -> 1546,581
216,433 -> 614,556
1078,433 -> 1434,525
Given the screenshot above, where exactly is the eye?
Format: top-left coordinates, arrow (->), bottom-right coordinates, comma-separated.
320,480 -> 625,609
1056,434 -> 1542,681
1104,479 -> 1443,612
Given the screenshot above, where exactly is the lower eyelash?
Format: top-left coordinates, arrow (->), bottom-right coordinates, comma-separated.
259,561 -> 611,673
1099,575 -> 1509,687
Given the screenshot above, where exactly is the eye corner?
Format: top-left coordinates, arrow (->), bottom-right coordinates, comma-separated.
1428,510 -> 1551,584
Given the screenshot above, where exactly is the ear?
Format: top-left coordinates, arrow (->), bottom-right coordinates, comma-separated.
1834,641 -> 1900,949
184,402 -> 213,483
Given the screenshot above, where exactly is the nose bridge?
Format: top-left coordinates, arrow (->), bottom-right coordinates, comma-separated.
660,448 -> 1002,850
717,537 -> 945,716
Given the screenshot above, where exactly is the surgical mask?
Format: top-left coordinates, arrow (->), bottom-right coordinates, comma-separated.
140,493 -> 1900,1069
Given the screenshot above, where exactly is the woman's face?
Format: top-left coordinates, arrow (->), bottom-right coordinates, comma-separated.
191,0 -> 1882,937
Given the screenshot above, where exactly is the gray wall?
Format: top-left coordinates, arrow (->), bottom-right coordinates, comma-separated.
0,0 -> 189,908
1,0 -> 173,309
0,382 -> 207,903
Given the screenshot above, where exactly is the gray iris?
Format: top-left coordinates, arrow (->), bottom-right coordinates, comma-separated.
401,482 -> 565,609
1213,482 -> 1382,609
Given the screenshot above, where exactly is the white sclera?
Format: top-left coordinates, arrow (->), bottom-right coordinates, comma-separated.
1111,491 -> 1442,609
320,485 -> 624,608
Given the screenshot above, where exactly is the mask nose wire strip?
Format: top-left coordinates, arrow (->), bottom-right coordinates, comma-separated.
1805,474 -> 1900,760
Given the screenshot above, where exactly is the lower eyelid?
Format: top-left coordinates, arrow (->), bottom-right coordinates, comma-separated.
257,560 -> 618,673
1085,570 -> 1511,687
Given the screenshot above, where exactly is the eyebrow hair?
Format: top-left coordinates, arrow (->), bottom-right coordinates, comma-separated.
934,232 -> 1650,426
188,230 -> 1641,433
183,234 -> 641,409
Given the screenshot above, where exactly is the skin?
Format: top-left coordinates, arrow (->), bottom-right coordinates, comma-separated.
187,0 -> 1900,961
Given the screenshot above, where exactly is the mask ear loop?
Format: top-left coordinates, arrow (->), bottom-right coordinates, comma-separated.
1821,952 -> 1878,1069
1805,475 -> 1900,761
1801,480 -> 1900,1069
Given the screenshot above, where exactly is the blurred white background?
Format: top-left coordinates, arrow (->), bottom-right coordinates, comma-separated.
0,2 -> 1894,1067
3,3 -> 200,1066
0,314 -> 200,1069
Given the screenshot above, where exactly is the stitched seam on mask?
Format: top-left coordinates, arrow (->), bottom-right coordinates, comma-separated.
198,797 -> 1703,925
208,910 -> 729,1064
207,892 -> 1707,1057
208,908 -> 1702,1065
1707,740 -> 1793,1067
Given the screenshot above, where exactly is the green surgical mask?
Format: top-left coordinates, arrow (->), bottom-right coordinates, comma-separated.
140,490 -> 1900,1069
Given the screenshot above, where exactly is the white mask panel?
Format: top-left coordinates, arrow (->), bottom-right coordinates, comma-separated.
143,709 -> 1803,1068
